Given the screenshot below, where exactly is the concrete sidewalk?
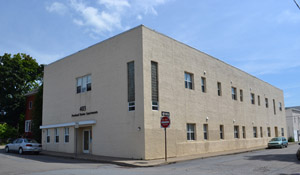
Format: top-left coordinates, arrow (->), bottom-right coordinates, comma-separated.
39,146 -> 268,167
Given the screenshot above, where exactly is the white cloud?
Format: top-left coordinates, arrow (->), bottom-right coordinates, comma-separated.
46,2 -> 68,15
46,0 -> 170,36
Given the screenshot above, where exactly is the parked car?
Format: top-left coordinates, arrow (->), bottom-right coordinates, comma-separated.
5,138 -> 42,154
297,143 -> 300,160
267,137 -> 288,148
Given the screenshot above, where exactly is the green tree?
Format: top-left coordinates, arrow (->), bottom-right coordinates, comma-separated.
0,53 -> 43,129
31,85 -> 43,142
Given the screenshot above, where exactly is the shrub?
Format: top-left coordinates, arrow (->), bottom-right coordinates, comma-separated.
0,123 -> 18,144
288,137 -> 295,142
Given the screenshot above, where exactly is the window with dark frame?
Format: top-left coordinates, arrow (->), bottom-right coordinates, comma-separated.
217,82 -> 222,96
273,99 -> 276,115
151,61 -> 159,110
187,124 -> 195,140
240,89 -> 243,102
220,125 -> 224,139
128,61 -> 135,111
234,125 -> 239,138
184,72 -> 193,89
201,77 -> 206,93
242,126 -> 246,138
258,95 -> 261,106
232,87 -> 237,100
265,98 -> 269,108
203,124 -> 208,140
250,93 -> 255,104
279,102 -> 282,111
253,127 -> 257,138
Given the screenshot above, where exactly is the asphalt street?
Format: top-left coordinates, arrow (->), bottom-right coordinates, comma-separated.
1,144 -> 299,175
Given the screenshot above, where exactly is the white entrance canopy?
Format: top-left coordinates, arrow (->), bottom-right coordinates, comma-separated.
40,120 -> 96,129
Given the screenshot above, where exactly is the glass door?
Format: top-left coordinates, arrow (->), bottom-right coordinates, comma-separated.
83,130 -> 90,153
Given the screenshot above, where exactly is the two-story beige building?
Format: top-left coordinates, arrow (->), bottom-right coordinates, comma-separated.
40,25 -> 286,160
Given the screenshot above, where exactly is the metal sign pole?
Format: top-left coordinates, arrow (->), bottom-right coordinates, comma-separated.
165,127 -> 167,162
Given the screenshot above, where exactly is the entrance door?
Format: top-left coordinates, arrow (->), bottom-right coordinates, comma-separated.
83,130 -> 90,153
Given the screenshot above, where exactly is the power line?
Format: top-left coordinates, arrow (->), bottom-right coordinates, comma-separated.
294,0 -> 300,10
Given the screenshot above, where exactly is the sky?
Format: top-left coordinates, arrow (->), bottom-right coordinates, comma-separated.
0,0 -> 300,107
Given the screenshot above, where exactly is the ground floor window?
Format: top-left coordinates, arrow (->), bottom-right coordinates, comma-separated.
220,125 -> 224,139
281,128 -> 284,136
253,127 -> 257,138
260,127 -> 263,138
25,120 -> 32,132
64,127 -> 69,143
203,124 -> 208,140
234,125 -> 239,138
187,124 -> 195,140
46,129 -> 50,143
267,127 -> 271,137
242,126 -> 246,138
55,128 -> 59,143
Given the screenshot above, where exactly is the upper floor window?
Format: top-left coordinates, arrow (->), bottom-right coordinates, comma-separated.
201,77 -> 206,93
240,89 -> 243,102
77,75 -> 91,93
258,95 -> 261,106
184,72 -> 193,89
128,61 -> 135,111
231,87 -> 237,100
25,120 -> 31,132
217,82 -> 222,96
273,99 -> 276,115
279,102 -> 282,111
265,98 -> 269,108
250,93 -> 255,104
151,61 -> 159,110
29,101 -> 33,109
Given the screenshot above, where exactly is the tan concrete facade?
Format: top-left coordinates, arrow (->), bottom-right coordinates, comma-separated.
41,25 -> 286,160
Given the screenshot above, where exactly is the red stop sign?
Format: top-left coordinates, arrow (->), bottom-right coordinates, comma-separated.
161,116 -> 170,128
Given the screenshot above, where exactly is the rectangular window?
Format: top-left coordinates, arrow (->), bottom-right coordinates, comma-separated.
29,101 -> 33,109
128,61 -> 135,111
76,75 -> 92,93
273,99 -> 276,115
265,98 -> 269,108
253,127 -> 257,138
217,82 -> 222,96
184,72 -> 193,89
267,127 -> 271,137
232,87 -> 237,100
151,61 -> 159,110
250,93 -> 255,104
187,124 -> 195,140
279,102 -> 282,111
55,128 -> 59,143
47,129 -> 50,143
242,126 -> 246,138
201,77 -> 206,93
25,120 -> 31,132
281,128 -> 284,136
240,89 -> 243,102
220,125 -> 224,139
258,95 -> 261,106
260,127 -> 263,138
234,125 -> 239,138
203,124 -> 208,140
64,127 -> 69,143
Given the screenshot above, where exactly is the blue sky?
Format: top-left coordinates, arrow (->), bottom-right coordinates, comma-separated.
0,0 -> 300,107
